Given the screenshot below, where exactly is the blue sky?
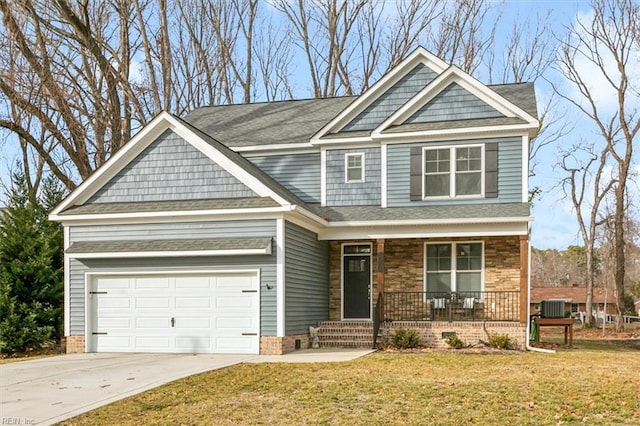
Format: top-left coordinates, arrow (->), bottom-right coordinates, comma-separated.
1,0 -> 637,250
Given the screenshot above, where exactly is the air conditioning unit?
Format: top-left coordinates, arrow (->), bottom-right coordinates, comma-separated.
541,300 -> 565,318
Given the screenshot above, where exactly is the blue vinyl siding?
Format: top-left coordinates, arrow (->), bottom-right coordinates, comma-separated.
89,130 -> 256,203
387,137 -> 523,206
248,153 -> 320,203
326,148 -> 381,206
284,221 -> 329,335
341,64 -> 438,132
406,83 -> 504,123
67,219 -> 278,336
69,220 -> 275,242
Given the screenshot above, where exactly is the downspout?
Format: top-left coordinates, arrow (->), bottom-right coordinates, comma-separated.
525,228 -> 555,354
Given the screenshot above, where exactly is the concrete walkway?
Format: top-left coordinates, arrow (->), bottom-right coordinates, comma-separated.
0,349 -> 374,425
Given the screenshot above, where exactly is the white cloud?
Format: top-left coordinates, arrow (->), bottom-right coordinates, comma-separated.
560,7 -> 640,118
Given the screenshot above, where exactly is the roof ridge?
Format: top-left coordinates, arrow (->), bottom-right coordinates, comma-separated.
187,95 -> 358,111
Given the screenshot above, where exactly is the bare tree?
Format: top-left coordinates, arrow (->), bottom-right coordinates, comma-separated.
0,0 -> 148,189
555,0 -> 640,330
430,0 -> 498,75
559,144 -> 615,325
274,0 -> 369,97
380,0 -> 443,74
531,247 -> 589,288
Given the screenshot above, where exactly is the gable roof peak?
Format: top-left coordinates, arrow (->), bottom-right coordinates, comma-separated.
310,46 -> 450,142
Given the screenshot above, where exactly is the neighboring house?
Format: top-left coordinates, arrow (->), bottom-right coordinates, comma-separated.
634,298 -> 640,317
530,287 -> 619,318
50,48 -> 539,355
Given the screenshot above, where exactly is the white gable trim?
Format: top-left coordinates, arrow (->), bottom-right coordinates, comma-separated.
522,135 -> 530,202
50,206 -> 293,224
51,112 -> 290,216
310,47 -> 448,144
374,124 -> 540,143
373,67 -> 538,137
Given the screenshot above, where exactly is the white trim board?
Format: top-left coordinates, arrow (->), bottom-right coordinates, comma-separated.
68,247 -> 272,259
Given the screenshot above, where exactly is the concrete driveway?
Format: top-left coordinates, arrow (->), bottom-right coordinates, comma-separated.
1,353 -> 254,425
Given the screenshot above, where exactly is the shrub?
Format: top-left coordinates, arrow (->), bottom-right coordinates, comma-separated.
445,333 -> 465,349
393,328 -> 420,349
487,333 -> 515,350
0,297 -> 54,354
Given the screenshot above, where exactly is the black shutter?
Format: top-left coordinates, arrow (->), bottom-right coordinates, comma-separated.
409,146 -> 422,201
485,142 -> 498,198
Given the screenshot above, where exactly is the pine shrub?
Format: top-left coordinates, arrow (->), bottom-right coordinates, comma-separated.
392,328 -> 420,349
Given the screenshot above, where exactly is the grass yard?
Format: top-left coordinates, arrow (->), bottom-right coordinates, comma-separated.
61,338 -> 639,426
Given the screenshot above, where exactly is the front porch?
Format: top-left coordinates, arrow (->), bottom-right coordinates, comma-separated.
322,236 -> 529,349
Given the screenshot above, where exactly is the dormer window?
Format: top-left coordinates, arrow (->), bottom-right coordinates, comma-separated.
423,145 -> 483,198
345,153 -> 364,183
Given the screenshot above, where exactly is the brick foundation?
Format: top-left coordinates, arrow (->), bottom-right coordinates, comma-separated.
379,321 -> 526,350
65,335 -> 85,353
259,334 -> 311,355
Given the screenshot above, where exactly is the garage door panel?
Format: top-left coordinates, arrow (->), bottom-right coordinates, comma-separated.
98,317 -> 131,329
90,272 -> 260,354
216,316 -> 254,329
96,335 -> 131,351
135,277 -> 170,289
96,278 -> 130,290
175,336 -> 211,351
214,275 -> 254,289
135,336 -> 171,349
135,317 -> 169,328
176,317 -> 211,328
216,296 -> 255,309
96,296 -> 130,309
135,297 -> 170,308
175,276 -> 211,288
175,296 -> 211,308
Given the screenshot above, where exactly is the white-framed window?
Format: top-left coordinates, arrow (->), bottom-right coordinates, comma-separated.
423,145 -> 483,198
345,153 -> 364,183
425,242 -> 484,294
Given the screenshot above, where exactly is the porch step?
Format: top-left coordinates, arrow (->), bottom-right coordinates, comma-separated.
317,321 -> 376,348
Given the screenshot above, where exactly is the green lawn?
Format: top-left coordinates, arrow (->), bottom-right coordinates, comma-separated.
61,339 -> 639,425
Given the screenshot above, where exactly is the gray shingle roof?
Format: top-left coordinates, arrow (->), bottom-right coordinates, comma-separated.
305,203 -> 530,222
59,197 -> 279,215
66,237 -> 272,254
183,83 -> 536,145
490,83 -> 538,118
183,97 -> 356,147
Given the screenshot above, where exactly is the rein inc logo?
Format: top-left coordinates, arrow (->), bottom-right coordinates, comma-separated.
1,418 -> 34,425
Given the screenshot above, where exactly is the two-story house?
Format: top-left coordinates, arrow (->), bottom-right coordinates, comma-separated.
50,48 -> 539,355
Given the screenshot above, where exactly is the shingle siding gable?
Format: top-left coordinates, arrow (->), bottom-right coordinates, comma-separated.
406,82 -> 504,124
341,63 -> 439,132
88,130 -> 256,204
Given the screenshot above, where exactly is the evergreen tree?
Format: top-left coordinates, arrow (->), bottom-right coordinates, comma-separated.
0,172 -> 64,354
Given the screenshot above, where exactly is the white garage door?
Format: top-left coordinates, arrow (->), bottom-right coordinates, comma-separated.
88,272 -> 259,354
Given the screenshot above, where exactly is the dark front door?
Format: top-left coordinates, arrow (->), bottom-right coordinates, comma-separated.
343,255 -> 371,319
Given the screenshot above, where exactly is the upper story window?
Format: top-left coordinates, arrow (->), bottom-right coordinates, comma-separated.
423,146 -> 483,198
345,153 -> 364,183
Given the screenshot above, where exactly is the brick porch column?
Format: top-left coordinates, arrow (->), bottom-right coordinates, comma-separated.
376,238 -> 385,320
519,235 -> 529,324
